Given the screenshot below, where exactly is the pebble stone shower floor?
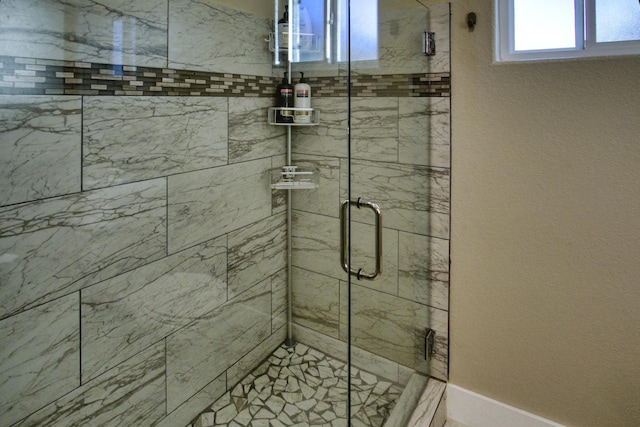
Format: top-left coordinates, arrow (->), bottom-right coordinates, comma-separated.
189,343 -> 404,427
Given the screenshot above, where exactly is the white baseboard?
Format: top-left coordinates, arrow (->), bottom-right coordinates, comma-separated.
446,384 -> 565,427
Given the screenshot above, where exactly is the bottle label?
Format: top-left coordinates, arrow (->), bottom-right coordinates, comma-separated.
296,90 -> 309,98
280,87 -> 293,109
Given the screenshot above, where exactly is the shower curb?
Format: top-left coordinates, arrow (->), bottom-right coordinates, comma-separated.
384,374 -> 447,427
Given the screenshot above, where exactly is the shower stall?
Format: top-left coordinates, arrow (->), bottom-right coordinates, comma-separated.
0,0 -> 451,426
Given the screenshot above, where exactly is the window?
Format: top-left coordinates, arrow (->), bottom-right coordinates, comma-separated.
337,0 -> 379,63
275,0 -> 379,64
496,0 -> 640,61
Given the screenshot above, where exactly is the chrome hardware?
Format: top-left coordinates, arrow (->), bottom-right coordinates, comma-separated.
340,198 -> 382,281
423,31 -> 436,56
425,328 -> 436,360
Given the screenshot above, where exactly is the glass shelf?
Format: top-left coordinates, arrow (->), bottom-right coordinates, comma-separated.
269,166 -> 319,190
268,107 -> 320,126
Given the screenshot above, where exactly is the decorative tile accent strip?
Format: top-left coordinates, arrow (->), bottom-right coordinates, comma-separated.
306,74 -> 451,97
0,56 -> 278,97
0,56 -> 450,98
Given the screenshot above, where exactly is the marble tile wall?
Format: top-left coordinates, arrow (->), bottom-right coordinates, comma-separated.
0,1 -> 451,426
168,0 -> 273,76
81,236 -> 229,382
0,294 -> 79,426
0,95 -> 82,205
83,96 -> 230,189
166,280 -> 273,412
290,2 -> 452,383
0,178 -> 167,319
0,1 -> 288,426
0,0 -> 169,67
13,343 -> 167,427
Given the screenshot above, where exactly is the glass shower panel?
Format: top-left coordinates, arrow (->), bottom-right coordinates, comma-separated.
347,2 -> 450,425
286,0 -> 450,425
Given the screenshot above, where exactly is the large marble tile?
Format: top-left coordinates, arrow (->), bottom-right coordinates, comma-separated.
340,280 -> 414,384
398,232 -> 449,311
81,235 -> 228,382
343,218 -> 400,296
351,97 -> 399,163
399,97 -> 451,169
166,280 -> 272,412
0,178 -> 166,320
228,213 -> 287,299
167,158 -> 272,254
271,155 -> 288,215
226,325 -> 286,387
291,210 -> 343,281
291,97 -> 348,158
271,270 -> 288,333
292,266 -> 340,338
169,0 -> 272,76
426,3 -> 452,74
83,96 -> 228,189
0,295 -> 79,426
156,374 -> 226,427
343,159 -> 450,239
13,342 -> 165,427
290,154 -> 341,218
0,0 -> 168,66
0,96 -> 81,206
229,98 -> 286,164
421,329 -> 449,381
349,284 -> 448,381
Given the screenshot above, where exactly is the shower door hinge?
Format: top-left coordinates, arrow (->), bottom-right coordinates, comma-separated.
423,31 -> 436,56
425,328 -> 436,360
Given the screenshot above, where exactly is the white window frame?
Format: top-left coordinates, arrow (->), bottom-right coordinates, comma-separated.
496,0 -> 640,62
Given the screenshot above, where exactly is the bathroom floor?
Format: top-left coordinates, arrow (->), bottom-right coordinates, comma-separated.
189,342 -> 404,427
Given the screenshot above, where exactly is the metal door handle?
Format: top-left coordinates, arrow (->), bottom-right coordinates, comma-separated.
340,198 -> 382,280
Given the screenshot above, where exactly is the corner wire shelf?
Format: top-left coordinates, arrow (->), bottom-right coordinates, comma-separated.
268,107 -> 320,126
268,165 -> 319,190
266,32 -> 323,53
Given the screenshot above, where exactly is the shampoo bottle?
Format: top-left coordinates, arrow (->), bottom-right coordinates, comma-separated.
277,72 -> 294,123
294,72 -> 311,124
278,4 -> 289,49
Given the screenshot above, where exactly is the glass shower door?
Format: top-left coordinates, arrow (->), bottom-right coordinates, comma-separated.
286,0 -> 450,424
345,1 -> 450,425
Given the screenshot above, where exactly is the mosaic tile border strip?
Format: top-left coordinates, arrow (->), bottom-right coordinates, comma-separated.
308,73 -> 451,98
0,56 -> 450,98
0,56 -> 278,97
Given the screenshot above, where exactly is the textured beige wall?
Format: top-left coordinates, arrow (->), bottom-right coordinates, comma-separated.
442,0 -> 640,426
